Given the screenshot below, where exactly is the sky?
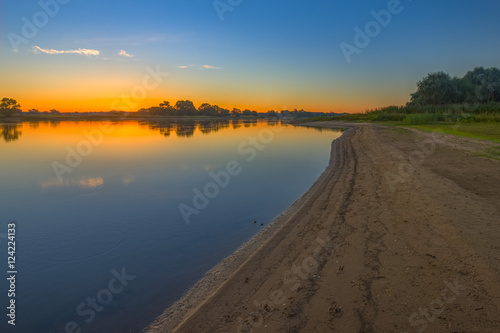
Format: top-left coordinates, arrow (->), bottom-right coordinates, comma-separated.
1,0 -> 499,113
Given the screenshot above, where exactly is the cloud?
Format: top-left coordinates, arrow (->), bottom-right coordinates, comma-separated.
177,64 -> 221,70
40,177 -> 104,189
119,50 -> 133,57
202,65 -> 221,70
33,46 -> 100,56
122,175 -> 135,185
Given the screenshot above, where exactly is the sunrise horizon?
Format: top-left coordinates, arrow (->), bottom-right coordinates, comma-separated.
3,1 -> 499,115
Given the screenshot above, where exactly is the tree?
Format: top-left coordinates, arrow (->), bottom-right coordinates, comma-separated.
267,110 -> 279,118
175,100 -> 198,116
231,108 -> 241,117
159,101 -> 171,108
0,98 -> 21,117
218,106 -> 230,117
198,103 -> 218,116
147,106 -> 166,116
159,101 -> 176,116
50,109 -> 61,115
462,67 -> 500,103
409,72 -> 461,106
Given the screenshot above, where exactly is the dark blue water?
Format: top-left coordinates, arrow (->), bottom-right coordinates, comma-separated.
0,120 -> 341,332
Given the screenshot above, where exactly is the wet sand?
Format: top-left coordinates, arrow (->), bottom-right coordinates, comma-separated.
145,122 -> 500,333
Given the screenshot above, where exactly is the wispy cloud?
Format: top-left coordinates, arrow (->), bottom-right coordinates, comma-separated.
177,64 -> 222,70
40,177 -> 104,189
202,65 -> 221,70
118,50 -> 133,57
33,46 -> 100,56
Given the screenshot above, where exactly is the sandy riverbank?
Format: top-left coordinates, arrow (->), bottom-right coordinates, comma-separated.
145,122 -> 500,333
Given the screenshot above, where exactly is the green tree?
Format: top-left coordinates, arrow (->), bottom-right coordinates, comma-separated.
0,98 -> 21,117
409,72 -> 461,105
463,67 -> 500,103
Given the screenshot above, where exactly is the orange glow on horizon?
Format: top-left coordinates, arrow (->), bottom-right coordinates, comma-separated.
14,97 -> 388,114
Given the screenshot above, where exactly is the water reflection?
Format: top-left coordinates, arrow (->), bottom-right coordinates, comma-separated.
0,124 -> 23,142
138,119 -> 276,138
2,119 -> 284,143
0,119 -> 341,333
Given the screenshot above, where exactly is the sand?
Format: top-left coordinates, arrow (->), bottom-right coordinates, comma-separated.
145,122 -> 500,333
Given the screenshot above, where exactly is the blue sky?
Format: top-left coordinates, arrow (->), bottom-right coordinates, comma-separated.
1,0 -> 499,112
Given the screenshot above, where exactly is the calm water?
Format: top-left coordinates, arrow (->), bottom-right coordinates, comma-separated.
0,120 -> 341,332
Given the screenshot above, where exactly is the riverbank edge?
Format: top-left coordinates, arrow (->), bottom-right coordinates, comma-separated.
144,122 -> 355,332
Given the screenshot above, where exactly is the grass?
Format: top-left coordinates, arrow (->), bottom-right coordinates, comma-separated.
404,123 -> 500,143
306,103 -> 500,145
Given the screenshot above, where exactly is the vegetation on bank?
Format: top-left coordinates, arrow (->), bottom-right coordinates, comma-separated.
311,66 -> 500,125
0,97 -> 342,120
310,103 -> 500,124
2,67 -> 499,127
408,123 -> 500,142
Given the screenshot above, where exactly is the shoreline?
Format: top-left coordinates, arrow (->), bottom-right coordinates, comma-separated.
145,122 -> 500,332
144,122 -> 354,332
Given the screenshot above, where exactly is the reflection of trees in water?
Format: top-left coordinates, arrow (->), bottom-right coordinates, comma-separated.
199,120 -> 230,134
1,124 -> 22,142
158,123 -> 175,137
143,121 -> 175,137
218,120 -> 230,131
143,119 -> 267,138
266,119 -> 281,127
176,122 -> 196,137
243,119 -> 257,128
29,121 -> 40,129
199,120 -> 217,134
231,119 -> 242,129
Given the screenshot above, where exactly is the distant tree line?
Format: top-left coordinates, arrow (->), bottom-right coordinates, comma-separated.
139,100 -> 338,118
139,100 -> 235,117
409,67 -> 500,106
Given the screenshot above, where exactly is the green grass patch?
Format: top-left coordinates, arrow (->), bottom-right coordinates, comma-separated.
405,123 -> 500,143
